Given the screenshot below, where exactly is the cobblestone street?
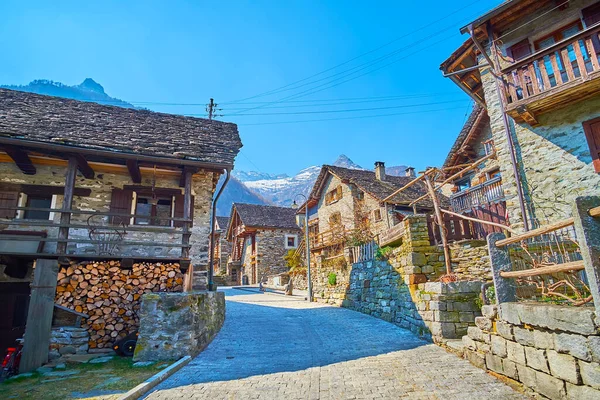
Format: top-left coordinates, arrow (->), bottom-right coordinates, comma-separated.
145,288 -> 527,400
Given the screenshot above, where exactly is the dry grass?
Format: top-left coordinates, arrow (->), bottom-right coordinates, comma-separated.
2,357 -> 171,400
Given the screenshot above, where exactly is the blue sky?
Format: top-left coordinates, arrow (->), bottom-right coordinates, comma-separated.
0,0 -> 500,175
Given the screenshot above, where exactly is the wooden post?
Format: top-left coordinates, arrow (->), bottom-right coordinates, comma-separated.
57,157 -> 77,255
487,232 -> 517,304
424,173 -> 451,275
20,259 -> 59,372
572,196 -> 600,318
182,169 -> 193,291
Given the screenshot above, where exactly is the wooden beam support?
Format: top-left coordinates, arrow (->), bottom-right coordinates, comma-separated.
425,173 -> 452,275
126,160 -> 142,184
179,167 -> 199,188
2,145 -> 36,175
516,105 -> 538,126
74,154 -> 94,179
57,157 -> 77,255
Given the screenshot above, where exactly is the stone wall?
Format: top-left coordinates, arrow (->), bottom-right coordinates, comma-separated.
0,162 -> 216,270
48,327 -> 89,360
134,291 -> 225,362
240,228 -> 299,284
463,302 -> 600,399
449,240 -> 491,282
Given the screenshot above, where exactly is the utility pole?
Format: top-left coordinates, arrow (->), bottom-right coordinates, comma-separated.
206,98 -> 215,120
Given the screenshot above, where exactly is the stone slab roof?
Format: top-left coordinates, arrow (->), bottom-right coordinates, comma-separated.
310,165 -> 448,209
443,105 -> 488,169
216,216 -> 230,231
232,203 -> 300,230
0,88 -> 242,167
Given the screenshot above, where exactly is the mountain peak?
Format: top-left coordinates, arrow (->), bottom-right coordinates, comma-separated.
333,154 -> 363,170
78,78 -> 105,94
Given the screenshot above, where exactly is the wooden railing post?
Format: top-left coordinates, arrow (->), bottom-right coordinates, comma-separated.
572,196 -> 600,318
487,232 -> 517,304
57,157 -> 77,255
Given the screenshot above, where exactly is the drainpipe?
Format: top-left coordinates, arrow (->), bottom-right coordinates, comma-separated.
469,24 -> 530,231
208,168 -> 231,291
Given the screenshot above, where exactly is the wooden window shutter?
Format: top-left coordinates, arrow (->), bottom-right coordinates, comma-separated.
0,191 -> 19,219
583,2 -> 600,27
174,194 -> 195,228
109,188 -> 133,225
506,39 -> 532,61
336,186 -> 343,198
584,118 -> 600,173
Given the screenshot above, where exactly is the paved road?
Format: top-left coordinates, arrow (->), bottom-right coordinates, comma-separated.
145,288 -> 526,400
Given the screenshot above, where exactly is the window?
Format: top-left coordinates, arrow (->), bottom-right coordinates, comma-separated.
329,212 -> 341,225
325,186 -> 343,205
24,194 -> 52,220
487,168 -> 501,180
135,196 -> 173,227
356,191 -> 364,201
483,139 -> 495,156
373,209 -> 382,222
582,2 -> 600,27
534,22 -> 582,51
583,117 -> 600,173
455,177 -> 472,192
506,39 -> 532,61
285,234 -> 298,249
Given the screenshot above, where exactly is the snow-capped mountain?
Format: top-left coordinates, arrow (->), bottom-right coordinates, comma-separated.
232,171 -> 289,182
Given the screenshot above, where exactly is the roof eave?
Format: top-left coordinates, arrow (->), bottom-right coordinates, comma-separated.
459,0 -> 522,34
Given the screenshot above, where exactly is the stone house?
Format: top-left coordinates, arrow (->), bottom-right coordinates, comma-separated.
440,0 -> 600,231
443,105 -> 508,237
226,203 -> 300,285
0,88 -> 241,369
301,163 -> 437,259
211,216 -> 231,275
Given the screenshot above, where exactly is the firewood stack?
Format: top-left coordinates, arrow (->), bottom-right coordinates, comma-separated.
54,261 -> 184,349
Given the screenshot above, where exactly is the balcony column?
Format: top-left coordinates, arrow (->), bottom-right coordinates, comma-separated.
57,157 -> 78,255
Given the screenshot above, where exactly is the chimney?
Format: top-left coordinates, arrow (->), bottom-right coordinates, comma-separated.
374,161 -> 386,181
405,167 -> 416,178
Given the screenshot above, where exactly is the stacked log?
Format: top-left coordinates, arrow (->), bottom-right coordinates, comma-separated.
54,261 -> 184,349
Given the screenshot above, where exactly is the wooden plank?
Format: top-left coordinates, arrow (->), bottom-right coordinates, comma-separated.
516,68 -> 527,99
181,169 -> 193,260
20,259 -> 59,372
508,72 -> 519,102
126,160 -> 142,184
2,146 -> 36,175
549,52 -> 564,85
499,260 -> 584,278
440,208 -> 516,233
561,47 -> 576,82
573,40 -> 589,79
496,217 -> 575,247
57,158 -> 77,255
537,59 -> 552,90
74,154 -> 94,179
0,183 -> 90,197
382,174 -> 427,203
590,206 -> 600,218
425,174 -> 451,274
527,64 -> 539,95
584,37 -> 600,71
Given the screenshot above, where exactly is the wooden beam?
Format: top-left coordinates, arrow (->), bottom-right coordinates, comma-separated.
74,154 -> 94,179
425,173 -> 451,275
20,259 -> 59,372
495,217 -> 575,247
382,174 -> 427,203
57,157 -> 77,255
499,260 -> 584,279
2,145 -> 36,175
440,208 -> 517,234
126,160 -> 142,184
516,105 -> 538,126
179,167 -> 199,187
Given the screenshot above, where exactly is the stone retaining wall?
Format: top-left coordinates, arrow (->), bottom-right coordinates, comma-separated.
133,291 -> 225,362
48,327 -> 89,360
463,302 -> 600,399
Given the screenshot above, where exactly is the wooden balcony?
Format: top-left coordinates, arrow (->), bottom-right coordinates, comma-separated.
450,176 -> 504,213
0,205 -> 192,268
379,223 -> 406,247
502,24 -> 600,125
309,227 -> 347,251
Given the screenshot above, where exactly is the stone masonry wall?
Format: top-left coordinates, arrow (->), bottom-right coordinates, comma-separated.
463,302 -> 600,399
256,228 -> 299,281
48,327 -> 89,360
449,240 -> 492,282
0,162 -> 216,269
134,291 -> 225,362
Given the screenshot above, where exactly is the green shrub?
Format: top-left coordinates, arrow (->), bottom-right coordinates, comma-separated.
375,246 -> 393,261
328,272 -> 337,286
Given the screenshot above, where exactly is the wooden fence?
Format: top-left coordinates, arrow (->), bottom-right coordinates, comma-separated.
348,239 -> 378,264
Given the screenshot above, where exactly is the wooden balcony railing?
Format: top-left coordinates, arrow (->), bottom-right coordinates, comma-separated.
0,205 -> 192,262
309,227 -> 347,250
450,176 -> 504,213
502,24 -> 600,117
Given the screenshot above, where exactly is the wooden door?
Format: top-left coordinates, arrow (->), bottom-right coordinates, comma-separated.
0,282 -> 30,359
584,118 -> 600,172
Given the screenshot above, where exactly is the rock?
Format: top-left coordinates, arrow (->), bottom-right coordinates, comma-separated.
566,382 -> 600,400
491,335 -> 507,358
475,316 -> 492,331
554,333 -> 591,361
467,326 -> 490,343
513,326 -> 535,347
535,370 -> 567,400
89,356 -> 113,364
481,305 -> 497,319
496,321 -> 514,341
43,370 -> 80,377
590,337 -> 600,363
59,345 -> 76,355
533,330 -> 554,350
36,366 -> 53,374
133,361 -> 155,367
499,303 -> 521,325
579,361 -> 600,389
516,364 -> 537,389
54,363 -> 66,370
525,347 -> 549,373
506,340 -> 526,365
547,350 -> 580,384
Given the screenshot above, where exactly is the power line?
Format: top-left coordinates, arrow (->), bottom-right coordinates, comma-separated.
221,0 -> 483,105
213,99 -> 466,117
235,104 -> 470,126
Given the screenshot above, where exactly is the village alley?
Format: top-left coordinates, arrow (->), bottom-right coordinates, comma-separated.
144,289 -> 527,399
